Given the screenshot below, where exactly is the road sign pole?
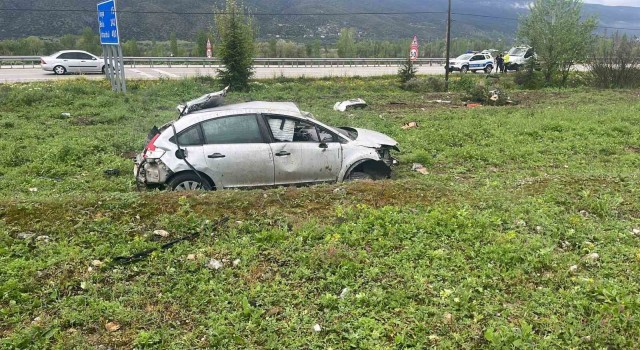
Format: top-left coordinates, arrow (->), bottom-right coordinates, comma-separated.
116,44 -> 126,93
103,44 -> 116,91
98,0 -> 125,93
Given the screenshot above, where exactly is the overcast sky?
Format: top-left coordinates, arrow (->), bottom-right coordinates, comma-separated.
583,0 -> 640,6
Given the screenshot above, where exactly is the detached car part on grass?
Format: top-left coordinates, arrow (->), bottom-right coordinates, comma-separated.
135,90 -> 399,191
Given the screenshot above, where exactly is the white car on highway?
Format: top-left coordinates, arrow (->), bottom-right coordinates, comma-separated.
448,53 -> 494,73
40,50 -> 105,75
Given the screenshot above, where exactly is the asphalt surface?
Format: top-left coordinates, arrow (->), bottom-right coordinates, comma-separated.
0,64 -> 450,83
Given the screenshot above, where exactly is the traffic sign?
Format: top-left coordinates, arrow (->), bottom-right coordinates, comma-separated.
410,35 -> 419,61
97,0 -> 120,45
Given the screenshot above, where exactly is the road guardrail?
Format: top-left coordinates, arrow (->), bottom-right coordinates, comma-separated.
0,56 -> 447,69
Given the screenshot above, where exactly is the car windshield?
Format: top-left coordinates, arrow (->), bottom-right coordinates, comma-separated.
455,54 -> 473,60
336,127 -> 357,140
509,48 -> 528,56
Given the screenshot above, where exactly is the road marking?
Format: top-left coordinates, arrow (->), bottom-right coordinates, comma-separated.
130,68 -> 154,78
151,68 -> 180,78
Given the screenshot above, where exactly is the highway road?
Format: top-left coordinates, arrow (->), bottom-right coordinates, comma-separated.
0,65 -> 450,83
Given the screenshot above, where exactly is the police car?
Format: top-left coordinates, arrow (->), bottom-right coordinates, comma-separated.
447,53 -> 494,73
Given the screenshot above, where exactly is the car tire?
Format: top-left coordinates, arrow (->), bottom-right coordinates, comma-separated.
347,171 -> 373,181
101,65 -> 106,74
485,65 -> 493,74
53,65 -> 66,75
460,66 -> 468,74
513,64 -> 520,72
167,172 -> 212,191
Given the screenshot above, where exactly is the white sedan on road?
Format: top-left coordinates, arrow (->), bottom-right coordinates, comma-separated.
40,50 -> 105,75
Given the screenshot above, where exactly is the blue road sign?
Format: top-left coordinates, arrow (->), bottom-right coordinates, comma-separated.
97,0 -> 119,45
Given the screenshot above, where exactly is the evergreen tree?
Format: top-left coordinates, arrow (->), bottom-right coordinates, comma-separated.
215,0 -> 255,91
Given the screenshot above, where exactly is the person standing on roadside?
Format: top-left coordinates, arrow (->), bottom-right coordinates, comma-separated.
496,54 -> 504,73
503,52 -> 510,72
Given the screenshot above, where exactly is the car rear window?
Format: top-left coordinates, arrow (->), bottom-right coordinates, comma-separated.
201,114 -> 263,144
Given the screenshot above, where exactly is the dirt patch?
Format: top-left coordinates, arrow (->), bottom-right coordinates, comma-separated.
69,116 -> 97,126
626,146 -> 640,153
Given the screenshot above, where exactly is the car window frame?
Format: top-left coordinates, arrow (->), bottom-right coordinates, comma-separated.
57,52 -> 75,60
76,52 -> 95,60
260,114 -> 343,144
169,124 -> 204,146
200,113 -> 267,145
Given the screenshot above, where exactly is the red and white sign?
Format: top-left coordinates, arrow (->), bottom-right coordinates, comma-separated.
410,35 -> 419,61
206,38 -> 212,58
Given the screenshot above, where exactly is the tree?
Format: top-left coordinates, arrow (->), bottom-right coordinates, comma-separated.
518,0 -> 597,86
215,0 -> 255,91
337,28 -> 356,58
123,40 -> 141,56
169,32 -> 179,56
193,30 -> 209,57
398,58 -> 417,84
77,27 -> 100,54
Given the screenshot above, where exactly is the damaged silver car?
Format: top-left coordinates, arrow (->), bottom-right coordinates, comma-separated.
135,92 -> 399,191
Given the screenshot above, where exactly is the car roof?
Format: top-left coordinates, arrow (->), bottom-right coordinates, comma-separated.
51,50 -> 93,55
189,101 -> 303,117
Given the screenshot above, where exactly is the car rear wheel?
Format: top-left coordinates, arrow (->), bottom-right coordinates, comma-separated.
53,65 -> 66,75
102,65 -> 106,74
485,65 -> 493,74
460,66 -> 468,74
167,173 -> 212,191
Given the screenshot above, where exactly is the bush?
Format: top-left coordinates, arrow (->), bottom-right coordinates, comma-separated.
513,70 -> 545,90
403,77 -> 446,92
397,59 -> 417,85
449,75 -> 476,93
589,35 -> 640,89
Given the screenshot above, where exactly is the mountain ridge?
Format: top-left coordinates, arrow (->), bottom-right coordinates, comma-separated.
1,0 -> 638,41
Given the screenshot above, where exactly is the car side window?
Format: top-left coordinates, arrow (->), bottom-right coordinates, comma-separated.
471,55 -> 484,61
77,53 -> 94,60
266,116 -> 323,143
201,114 -> 264,144
170,125 -> 202,146
317,126 -> 338,142
525,49 -> 533,58
57,53 -> 74,59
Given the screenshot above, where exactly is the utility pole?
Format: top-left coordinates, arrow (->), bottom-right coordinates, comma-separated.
444,0 -> 452,91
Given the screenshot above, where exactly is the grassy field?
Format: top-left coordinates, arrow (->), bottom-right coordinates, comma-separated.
1,75 -> 640,349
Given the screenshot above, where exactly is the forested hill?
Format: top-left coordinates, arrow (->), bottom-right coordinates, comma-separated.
1,0 -> 639,41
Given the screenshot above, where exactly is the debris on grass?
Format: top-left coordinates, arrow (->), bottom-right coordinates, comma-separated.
31,317 -> 42,326
411,163 -> 429,175
29,187 -> 38,192
427,99 -> 451,104
401,121 -> 419,130
333,187 -> 346,195
232,259 -> 241,267
444,312 -> 454,324
579,210 -> 590,218
153,230 -> 170,238
36,235 -> 51,243
334,98 -> 367,112
91,260 -> 104,267
187,254 -> 196,261
583,253 -> 600,262
569,265 -> 579,273
632,228 -> 640,236
60,112 -> 71,118
339,287 -> 350,299
312,324 -> 322,332
103,169 -> 120,177
105,321 -> 121,332
17,232 -> 35,240
206,259 -> 223,270
464,102 -> 482,108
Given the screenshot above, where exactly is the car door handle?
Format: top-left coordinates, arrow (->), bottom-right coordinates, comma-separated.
275,150 -> 291,157
207,153 -> 226,159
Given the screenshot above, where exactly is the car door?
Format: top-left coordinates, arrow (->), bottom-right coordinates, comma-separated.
200,114 -> 275,188
264,114 -> 342,185
75,52 -> 101,72
469,55 -> 485,70
56,52 -> 77,72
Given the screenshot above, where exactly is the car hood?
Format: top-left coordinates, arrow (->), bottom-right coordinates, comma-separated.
351,128 -> 398,148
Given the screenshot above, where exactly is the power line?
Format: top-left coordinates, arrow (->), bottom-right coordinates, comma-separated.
0,7 -> 639,32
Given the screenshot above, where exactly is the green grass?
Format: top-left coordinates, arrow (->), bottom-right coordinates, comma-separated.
2,76 -> 640,348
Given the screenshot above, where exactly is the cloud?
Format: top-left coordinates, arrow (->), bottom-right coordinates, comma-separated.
583,0 -> 640,6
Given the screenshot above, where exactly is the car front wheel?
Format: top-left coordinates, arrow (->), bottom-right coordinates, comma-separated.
53,65 -> 67,75
460,66 -> 468,73
485,65 -> 493,73
347,171 -> 373,181
167,172 -> 212,191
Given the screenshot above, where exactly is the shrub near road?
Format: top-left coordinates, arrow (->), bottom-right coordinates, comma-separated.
1,77 -> 640,348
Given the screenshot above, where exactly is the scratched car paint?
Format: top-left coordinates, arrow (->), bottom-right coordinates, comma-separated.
134,92 -> 399,191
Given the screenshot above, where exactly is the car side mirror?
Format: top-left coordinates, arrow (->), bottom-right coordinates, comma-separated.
175,149 -> 186,159
319,142 -> 328,149
92,57 -> 97,60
